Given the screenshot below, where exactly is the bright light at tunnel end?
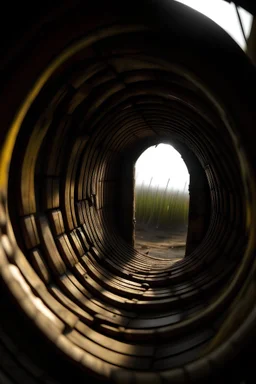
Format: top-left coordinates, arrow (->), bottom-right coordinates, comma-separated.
135,143 -> 190,191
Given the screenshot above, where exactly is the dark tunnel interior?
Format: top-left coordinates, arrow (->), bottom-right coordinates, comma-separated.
1,1 -> 256,383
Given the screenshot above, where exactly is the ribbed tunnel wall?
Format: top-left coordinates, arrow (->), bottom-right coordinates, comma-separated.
1,1 -> 256,383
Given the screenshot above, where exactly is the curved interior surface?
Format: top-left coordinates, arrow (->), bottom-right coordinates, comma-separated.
1,1 -> 256,383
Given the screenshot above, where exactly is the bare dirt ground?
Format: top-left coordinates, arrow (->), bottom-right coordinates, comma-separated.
134,225 -> 187,261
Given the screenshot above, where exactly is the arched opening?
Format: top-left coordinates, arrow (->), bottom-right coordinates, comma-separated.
134,144 -> 190,260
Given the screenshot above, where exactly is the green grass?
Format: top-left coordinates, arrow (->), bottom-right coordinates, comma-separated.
135,179 -> 189,230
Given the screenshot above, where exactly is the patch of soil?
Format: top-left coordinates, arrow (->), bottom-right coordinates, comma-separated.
134,225 -> 187,260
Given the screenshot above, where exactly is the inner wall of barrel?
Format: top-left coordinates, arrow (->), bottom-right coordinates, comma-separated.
9,31 -> 246,266
7,26 -> 248,373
